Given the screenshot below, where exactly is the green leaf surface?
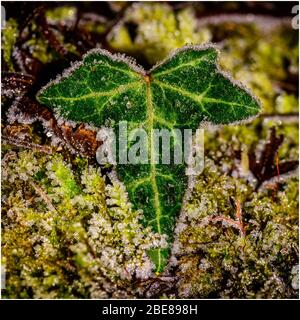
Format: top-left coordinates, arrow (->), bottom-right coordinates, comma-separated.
37,44 -> 260,272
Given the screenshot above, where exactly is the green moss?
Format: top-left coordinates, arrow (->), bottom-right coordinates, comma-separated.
108,3 -> 211,64
47,156 -> 81,198
2,151 -> 167,298
2,18 -> 19,71
275,94 -> 298,114
174,160 -> 298,298
45,6 -> 77,25
219,25 -> 298,115
24,37 -> 58,64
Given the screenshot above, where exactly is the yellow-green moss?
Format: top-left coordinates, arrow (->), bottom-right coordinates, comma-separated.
2,18 -> 19,71
108,3 -> 211,64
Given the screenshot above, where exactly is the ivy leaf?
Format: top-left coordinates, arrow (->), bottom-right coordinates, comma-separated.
37,44 -> 260,272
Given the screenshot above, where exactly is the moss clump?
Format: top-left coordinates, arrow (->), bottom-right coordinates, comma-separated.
2,18 -> 19,71
173,159 -> 298,298
45,6 -> 77,26
2,150 -> 167,298
219,25 -> 298,115
108,3 -> 211,64
23,36 -> 59,65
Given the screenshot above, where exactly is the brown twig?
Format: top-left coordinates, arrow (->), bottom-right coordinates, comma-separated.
2,134 -> 53,154
259,113 -> 299,123
135,276 -> 178,298
249,127 -> 288,191
209,198 -> 246,237
7,96 -> 102,157
29,181 -> 57,212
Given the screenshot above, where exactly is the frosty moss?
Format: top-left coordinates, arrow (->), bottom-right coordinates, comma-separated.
2,151 -> 167,298
172,159 -> 298,298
